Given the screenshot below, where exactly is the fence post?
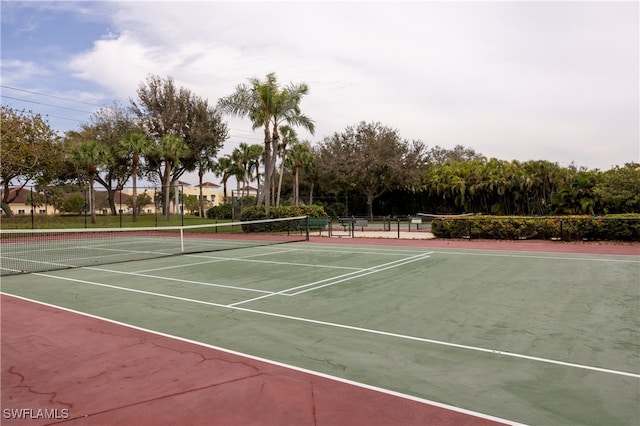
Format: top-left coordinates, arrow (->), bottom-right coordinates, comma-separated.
350,215 -> 355,238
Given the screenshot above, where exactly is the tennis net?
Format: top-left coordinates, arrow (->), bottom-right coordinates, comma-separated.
0,216 -> 310,276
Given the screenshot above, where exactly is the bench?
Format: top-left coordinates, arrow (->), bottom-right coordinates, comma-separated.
338,218 -> 353,231
304,218 -> 329,235
409,217 -> 422,231
354,219 -> 368,231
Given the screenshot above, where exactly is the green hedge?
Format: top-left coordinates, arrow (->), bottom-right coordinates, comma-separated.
239,205 -> 328,233
431,215 -> 640,241
206,203 -> 232,219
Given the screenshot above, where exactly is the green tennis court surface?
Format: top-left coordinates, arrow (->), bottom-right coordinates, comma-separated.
2,241 -> 639,425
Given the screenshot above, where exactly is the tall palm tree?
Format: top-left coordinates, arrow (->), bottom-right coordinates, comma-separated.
71,140 -> 111,224
196,156 -> 216,218
116,132 -> 150,222
246,144 -> 264,203
211,156 -> 235,205
217,72 -> 314,215
231,144 -> 250,199
287,142 -> 313,206
304,146 -> 319,205
276,125 -> 297,206
151,135 -> 190,221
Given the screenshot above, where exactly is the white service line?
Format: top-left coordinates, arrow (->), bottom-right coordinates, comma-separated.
85,266 -> 274,294
228,252 -> 433,307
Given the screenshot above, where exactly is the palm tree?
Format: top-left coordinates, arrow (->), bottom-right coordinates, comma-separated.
116,132 -> 150,222
276,125 -> 297,206
211,156 -> 235,205
151,135 -> 190,221
305,146 -> 319,205
71,140 -> 111,224
217,72 -> 314,215
195,156 -> 216,218
246,144 -> 264,203
231,145 -> 249,199
287,142 -> 313,206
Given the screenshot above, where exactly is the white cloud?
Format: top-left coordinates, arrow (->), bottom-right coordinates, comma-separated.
6,1 -> 639,170
1,59 -> 51,85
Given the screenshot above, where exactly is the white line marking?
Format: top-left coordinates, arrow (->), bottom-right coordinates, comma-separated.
84,267 -> 274,295
1,292 -> 526,426
189,255 -> 363,270
18,273 -> 639,379
228,252 -> 432,307
132,249 -> 299,273
433,250 -> 640,263
287,252 -> 433,296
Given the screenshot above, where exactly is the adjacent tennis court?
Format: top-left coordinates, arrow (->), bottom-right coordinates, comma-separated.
1,229 -> 639,425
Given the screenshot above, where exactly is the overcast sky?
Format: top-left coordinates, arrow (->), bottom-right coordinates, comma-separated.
1,0 -> 638,185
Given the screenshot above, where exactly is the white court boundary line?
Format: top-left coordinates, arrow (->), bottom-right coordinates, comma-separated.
432,250 -> 640,263
294,244 -> 640,263
1,292 -> 525,426
13,272 -> 640,380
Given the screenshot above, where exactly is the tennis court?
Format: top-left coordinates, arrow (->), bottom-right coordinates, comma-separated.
1,226 -> 639,425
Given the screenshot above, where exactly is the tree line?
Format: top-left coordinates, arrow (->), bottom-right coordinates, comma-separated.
1,72 -> 638,221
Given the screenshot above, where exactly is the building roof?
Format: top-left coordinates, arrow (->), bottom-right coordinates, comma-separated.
197,181 -> 221,188
1,187 -> 33,204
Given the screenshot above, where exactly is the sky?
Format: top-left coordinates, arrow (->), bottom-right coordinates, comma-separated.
1,0 -> 638,186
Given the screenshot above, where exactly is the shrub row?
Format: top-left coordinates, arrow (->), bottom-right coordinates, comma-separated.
239,205 -> 328,233
431,215 -> 640,241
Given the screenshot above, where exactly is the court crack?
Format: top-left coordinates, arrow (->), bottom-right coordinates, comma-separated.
301,356 -> 347,371
148,340 -> 262,373
6,366 -> 74,408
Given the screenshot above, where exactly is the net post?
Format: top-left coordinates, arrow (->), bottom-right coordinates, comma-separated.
180,228 -> 185,253
305,216 -> 310,241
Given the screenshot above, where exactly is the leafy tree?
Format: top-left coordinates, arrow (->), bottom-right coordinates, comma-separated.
183,194 -> 200,214
61,194 -> 85,215
428,144 -> 485,164
67,102 -> 137,216
317,122 -> 426,218
182,97 -> 229,217
126,191 -> 153,215
0,106 -> 61,217
552,168 -> 601,215
130,75 -> 227,217
70,140 -> 111,224
594,164 -> 640,213
218,72 -> 314,215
